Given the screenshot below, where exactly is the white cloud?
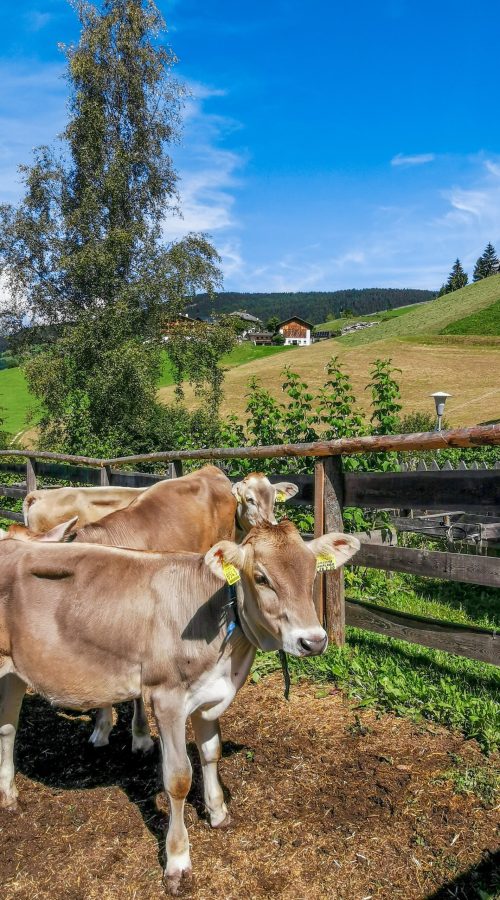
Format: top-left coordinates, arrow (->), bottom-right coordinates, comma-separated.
25,10 -> 52,32
391,153 -> 435,167
485,159 -> 500,178
162,82 -> 246,242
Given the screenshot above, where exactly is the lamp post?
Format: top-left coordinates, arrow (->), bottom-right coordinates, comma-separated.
430,391 -> 451,431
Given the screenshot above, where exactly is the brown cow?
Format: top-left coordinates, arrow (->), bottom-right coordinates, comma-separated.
0,522 -> 360,893
23,486 -> 145,531
10,466 -> 299,750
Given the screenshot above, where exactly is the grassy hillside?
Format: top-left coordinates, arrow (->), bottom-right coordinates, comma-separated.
158,342 -> 290,387
336,274 -> 500,346
0,367 -> 40,436
314,302 -> 426,332
442,297 -> 500,336
0,343 -> 291,440
3,278 -> 499,441
159,336 -> 500,427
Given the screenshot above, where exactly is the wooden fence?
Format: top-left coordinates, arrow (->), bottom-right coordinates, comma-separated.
1,424 -> 499,666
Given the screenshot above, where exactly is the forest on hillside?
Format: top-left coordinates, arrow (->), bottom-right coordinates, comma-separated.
190,287 -> 435,324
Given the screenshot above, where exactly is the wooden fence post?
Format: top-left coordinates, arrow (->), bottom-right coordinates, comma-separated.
313,460 -> 326,623
324,456 -> 345,646
168,460 -> 183,479
26,457 -> 37,493
100,465 -> 111,486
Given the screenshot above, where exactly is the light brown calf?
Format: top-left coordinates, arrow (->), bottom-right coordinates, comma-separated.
23,485 -> 145,531
0,522 -> 360,893
11,467 -> 298,751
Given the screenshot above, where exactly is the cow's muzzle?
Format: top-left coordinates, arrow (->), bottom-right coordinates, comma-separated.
297,632 -> 328,656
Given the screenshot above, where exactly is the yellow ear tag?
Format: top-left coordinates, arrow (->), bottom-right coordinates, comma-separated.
222,560 -> 241,585
276,491 -> 287,503
316,553 -> 336,573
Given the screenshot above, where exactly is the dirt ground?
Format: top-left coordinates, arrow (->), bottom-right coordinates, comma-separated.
1,674 -> 498,900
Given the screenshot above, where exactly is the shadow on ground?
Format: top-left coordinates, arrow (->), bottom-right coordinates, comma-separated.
15,693 -> 246,868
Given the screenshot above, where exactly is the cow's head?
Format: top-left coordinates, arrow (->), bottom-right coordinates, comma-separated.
231,472 -> 298,531
205,520 -> 360,657
0,517 -> 78,543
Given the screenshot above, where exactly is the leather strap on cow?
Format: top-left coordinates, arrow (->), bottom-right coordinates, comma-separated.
278,650 -> 291,701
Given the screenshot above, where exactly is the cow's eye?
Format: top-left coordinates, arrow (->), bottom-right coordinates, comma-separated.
247,497 -> 255,505
254,572 -> 269,587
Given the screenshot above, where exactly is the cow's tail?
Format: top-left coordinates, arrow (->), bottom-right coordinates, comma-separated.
22,492 -> 38,527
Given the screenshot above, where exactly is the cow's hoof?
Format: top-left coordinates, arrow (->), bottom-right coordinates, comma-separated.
89,729 -> 111,748
164,864 -> 192,896
0,793 -> 18,813
132,733 -> 155,754
211,809 -> 231,829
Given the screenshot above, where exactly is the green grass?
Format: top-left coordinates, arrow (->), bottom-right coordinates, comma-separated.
253,627 -> 500,752
442,297 -> 500,336
156,342 -> 291,387
0,342 -> 292,434
0,366 -> 40,436
253,555 -> 500,752
314,302 -> 427,332
333,274 -> 500,346
435,755 -> 499,806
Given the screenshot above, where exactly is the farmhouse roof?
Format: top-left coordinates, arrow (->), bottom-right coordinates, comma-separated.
277,315 -> 313,329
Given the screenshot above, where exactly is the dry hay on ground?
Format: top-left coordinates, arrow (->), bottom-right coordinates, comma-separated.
1,674 -> 498,900
158,337 -> 500,428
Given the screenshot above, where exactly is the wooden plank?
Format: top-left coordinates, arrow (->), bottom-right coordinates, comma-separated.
346,599 -> 499,666
313,461 -> 325,623
0,509 -> 24,523
323,456 -> 345,646
35,461 -> 103,484
0,484 -> 26,499
351,542 -> 500,588
344,469 -> 500,512
26,458 -> 37,493
109,470 -> 165,488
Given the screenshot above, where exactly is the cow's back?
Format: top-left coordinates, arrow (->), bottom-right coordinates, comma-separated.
24,486 -> 145,532
74,465 -> 236,552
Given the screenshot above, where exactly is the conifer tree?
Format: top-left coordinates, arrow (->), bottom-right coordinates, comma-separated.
444,259 -> 468,294
473,242 -> 499,281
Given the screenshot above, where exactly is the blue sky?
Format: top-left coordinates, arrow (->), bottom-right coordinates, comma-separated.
1,1 -> 500,292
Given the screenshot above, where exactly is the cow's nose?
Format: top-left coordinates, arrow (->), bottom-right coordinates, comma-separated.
298,633 -> 328,655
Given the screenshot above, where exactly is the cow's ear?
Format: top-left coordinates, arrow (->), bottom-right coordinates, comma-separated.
205,540 -> 246,581
307,533 -> 360,569
273,481 -> 298,502
231,482 -> 243,502
37,517 -> 79,543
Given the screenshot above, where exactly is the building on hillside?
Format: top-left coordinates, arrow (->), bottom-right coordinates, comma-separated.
251,331 -> 273,346
277,316 -> 313,346
162,313 -> 204,341
228,310 -> 263,340
313,329 -> 338,341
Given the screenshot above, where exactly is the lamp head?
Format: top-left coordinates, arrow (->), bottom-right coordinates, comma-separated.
430,391 -> 451,417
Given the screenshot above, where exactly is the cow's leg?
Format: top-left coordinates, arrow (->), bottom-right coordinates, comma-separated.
191,712 -> 229,828
131,697 -> 154,754
89,706 -> 114,747
152,689 -> 191,895
0,672 -> 26,811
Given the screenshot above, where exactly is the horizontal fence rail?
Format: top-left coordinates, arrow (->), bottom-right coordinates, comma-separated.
1,423 -> 499,467
0,424 -> 498,666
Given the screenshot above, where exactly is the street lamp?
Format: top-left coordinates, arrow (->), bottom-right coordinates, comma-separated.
430,391 -> 451,431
